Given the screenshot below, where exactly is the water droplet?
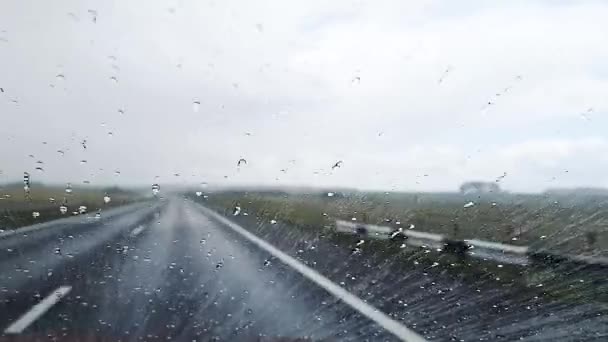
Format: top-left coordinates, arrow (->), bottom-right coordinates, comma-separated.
540,235 -> 547,239
48,197 -> 55,203
54,247 -> 61,255
103,194 -> 111,204
60,205 -> 68,214
215,261 -> 224,269
270,219 -> 277,225
35,167 -> 44,172
32,211 -> 40,218
263,259 -> 271,267
152,183 -> 160,195
192,101 -> 200,112
95,212 -> 101,219
463,201 -> 475,208
117,109 -> 124,115
114,170 -> 121,176
109,76 -> 118,83
237,158 -> 247,167
200,239 -> 206,245
57,150 -> 65,156
65,183 -> 73,193
195,191 -> 202,197
87,9 -> 98,23
78,205 -> 87,214
232,205 -> 241,216
331,160 -> 343,170
56,74 -> 65,81
351,217 -> 357,221
80,160 -> 87,164
107,131 -> 114,137
327,192 -> 335,197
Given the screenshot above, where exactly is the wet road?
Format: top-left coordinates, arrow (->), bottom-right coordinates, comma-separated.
0,199 -> 407,341
1,198 -> 607,341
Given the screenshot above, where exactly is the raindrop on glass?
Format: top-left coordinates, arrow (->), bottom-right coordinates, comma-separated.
192,101 -> 200,112
87,9 -> 98,23
80,160 -> 87,164
195,191 -> 202,197
109,76 -> 118,84
35,167 -> 44,172
59,205 -> 68,214
152,183 -> 160,195
103,194 -> 111,204
32,211 -> 40,218
65,183 -> 73,193
463,201 -> 475,208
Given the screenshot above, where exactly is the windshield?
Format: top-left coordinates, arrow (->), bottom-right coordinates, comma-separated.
1,1 -> 607,341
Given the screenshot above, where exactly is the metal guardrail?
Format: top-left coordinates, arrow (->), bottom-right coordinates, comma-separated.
334,220 -> 608,268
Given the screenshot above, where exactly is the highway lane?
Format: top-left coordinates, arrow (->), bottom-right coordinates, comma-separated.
0,199 -> 406,341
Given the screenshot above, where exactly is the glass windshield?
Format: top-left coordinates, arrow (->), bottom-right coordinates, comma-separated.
0,1 -> 606,341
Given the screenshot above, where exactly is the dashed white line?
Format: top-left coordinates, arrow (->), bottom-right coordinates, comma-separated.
130,225 -> 146,237
4,286 -> 72,334
198,205 -> 427,342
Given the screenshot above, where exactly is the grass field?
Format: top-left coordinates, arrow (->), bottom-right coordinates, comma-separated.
0,183 -> 142,229
200,189 -> 608,257
190,189 -> 608,306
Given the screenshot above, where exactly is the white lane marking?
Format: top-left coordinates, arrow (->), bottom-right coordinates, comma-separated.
131,225 -> 146,237
4,286 -> 72,334
199,206 -> 427,342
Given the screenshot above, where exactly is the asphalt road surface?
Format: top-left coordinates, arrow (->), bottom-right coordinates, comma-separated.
0,198 -> 606,341
0,199 -> 411,341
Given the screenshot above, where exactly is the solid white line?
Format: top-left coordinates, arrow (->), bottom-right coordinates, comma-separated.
4,286 -> 72,334
199,206 -> 427,342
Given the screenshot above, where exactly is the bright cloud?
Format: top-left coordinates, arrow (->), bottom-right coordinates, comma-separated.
0,0 -> 607,192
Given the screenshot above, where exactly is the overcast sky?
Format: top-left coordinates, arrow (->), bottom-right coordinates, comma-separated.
1,0 -> 607,193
